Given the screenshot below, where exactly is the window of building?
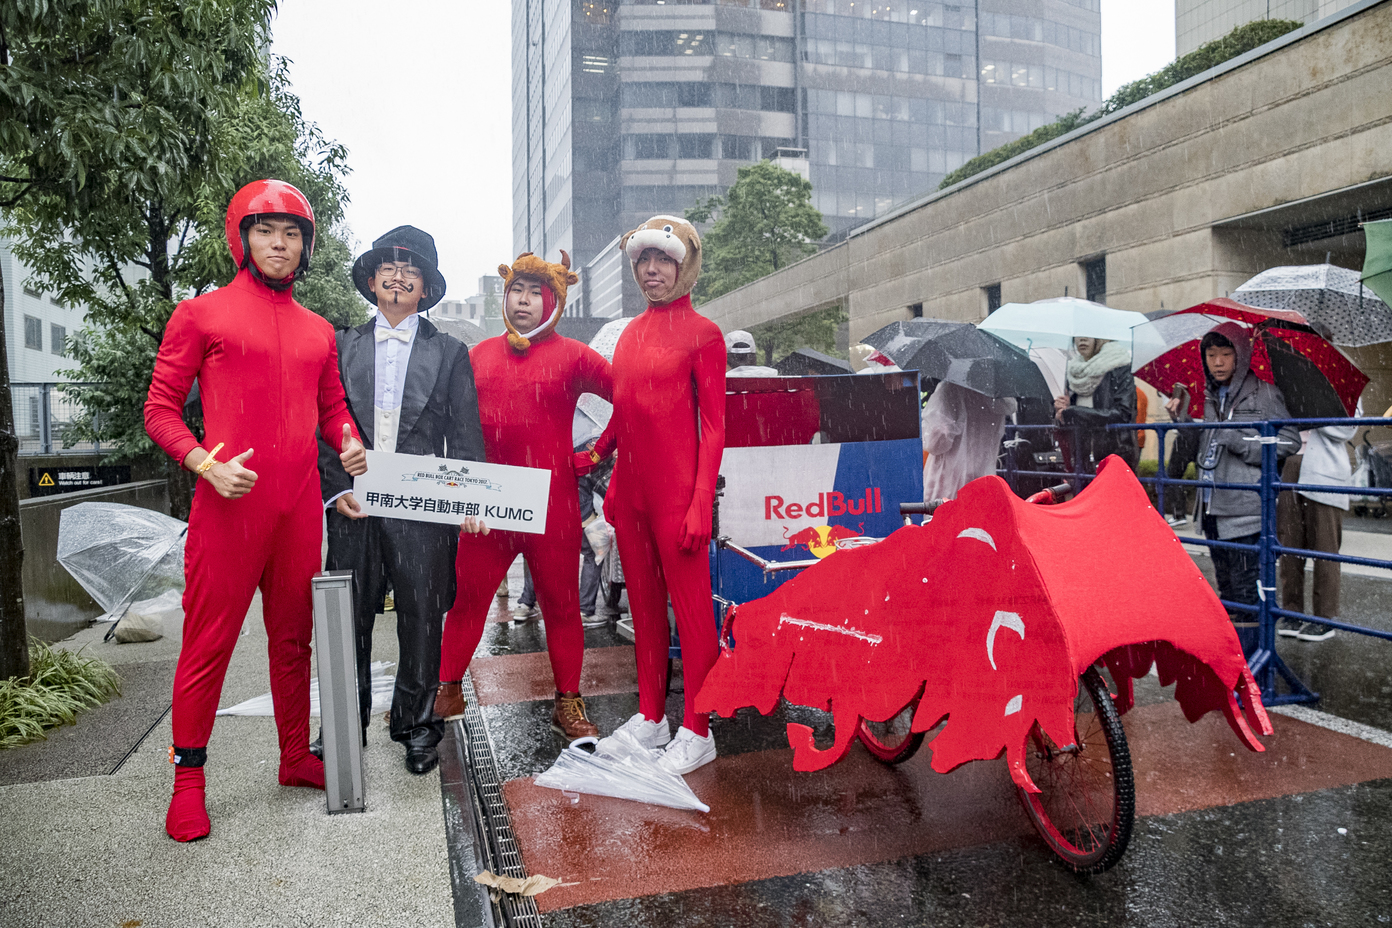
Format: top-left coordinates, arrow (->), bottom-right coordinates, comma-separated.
1083,256 -> 1106,304
51,324 -> 67,357
721,136 -> 757,160
677,134 -> 715,159
983,284 -> 1002,315
909,302 -> 923,318
760,85 -> 796,113
24,315 -> 42,350
626,134 -> 674,160
23,284 -> 41,298
678,83 -> 712,107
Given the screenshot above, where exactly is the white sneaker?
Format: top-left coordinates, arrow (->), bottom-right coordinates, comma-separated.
601,712 -> 671,752
656,726 -> 716,775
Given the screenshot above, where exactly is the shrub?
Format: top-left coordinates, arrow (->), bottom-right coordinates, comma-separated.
0,640 -> 121,748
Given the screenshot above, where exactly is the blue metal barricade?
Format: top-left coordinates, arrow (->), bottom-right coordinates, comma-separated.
999,416 -> 1392,707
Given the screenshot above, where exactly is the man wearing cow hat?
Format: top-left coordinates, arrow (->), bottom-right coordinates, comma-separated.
434,251 -> 613,741
315,225 -> 487,776
145,179 -> 367,841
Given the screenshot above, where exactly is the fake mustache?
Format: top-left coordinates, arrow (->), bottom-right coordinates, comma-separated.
384,281 -> 416,293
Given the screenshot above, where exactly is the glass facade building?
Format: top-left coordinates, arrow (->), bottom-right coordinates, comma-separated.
1176,0 -> 1355,56
514,0 -> 1101,314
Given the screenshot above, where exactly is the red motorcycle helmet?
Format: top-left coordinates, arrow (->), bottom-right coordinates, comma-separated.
224,179 -> 316,289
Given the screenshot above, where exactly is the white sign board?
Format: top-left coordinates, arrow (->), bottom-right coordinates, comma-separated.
353,450 -> 551,534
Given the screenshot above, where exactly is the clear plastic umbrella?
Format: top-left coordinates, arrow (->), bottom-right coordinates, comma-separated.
533,728 -> 710,812
573,317 -> 633,446
56,503 -> 187,641
979,297 -> 1148,350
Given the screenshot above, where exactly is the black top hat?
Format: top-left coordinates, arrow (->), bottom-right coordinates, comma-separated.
351,225 -> 447,311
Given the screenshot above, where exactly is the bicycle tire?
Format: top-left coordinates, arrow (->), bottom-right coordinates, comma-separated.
856,699 -> 925,764
1018,666 -> 1135,873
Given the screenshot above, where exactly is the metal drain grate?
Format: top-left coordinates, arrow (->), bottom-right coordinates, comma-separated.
460,674 -> 544,928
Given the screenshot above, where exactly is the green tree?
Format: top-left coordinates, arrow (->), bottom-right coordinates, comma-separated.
685,161 -> 828,304
747,304 -> 849,368
0,1 -> 357,678
7,22 -> 361,506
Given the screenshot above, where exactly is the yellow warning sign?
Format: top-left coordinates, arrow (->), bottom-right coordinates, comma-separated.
37,474 -> 54,487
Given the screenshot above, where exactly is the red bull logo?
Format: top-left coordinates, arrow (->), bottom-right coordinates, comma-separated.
765,489 -> 883,520
781,524 -> 863,558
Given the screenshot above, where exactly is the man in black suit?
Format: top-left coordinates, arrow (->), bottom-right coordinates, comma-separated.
317,226 -> 485,775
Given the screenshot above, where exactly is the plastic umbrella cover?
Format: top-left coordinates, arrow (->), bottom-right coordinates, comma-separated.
57,503 -> 187,616
533,728 -> 711,812
572,317 -> 631,446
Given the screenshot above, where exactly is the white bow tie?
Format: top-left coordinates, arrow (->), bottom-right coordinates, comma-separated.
375,327 -> 411,344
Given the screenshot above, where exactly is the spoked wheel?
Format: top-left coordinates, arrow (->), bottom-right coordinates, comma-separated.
856,699 -> 925,764
1019,666 -> 1135,873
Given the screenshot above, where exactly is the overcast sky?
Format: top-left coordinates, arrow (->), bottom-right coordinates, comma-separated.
270,1 -> 1176,300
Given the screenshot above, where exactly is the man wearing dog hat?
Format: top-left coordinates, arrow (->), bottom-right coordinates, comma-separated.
435,251 -> 612,741
317,225 -> 486,775
585,215 -> 727,775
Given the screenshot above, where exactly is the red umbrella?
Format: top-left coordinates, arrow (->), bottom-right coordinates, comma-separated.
1133,299 -> 1367,419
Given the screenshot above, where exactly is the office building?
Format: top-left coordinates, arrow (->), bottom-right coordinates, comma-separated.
514,0 -> 1101,315
1176,0 -> 1359,55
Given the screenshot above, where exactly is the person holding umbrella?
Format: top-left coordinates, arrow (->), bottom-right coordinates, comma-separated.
1052,336 -> 1139,473
1163,323 -> 1299,657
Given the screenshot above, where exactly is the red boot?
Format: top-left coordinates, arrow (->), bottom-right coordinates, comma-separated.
279,752 -> 326,789
166,764 -> 210,842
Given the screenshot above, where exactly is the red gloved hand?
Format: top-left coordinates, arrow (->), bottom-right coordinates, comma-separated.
679,488 -> 714,553
572,449 -> 600,476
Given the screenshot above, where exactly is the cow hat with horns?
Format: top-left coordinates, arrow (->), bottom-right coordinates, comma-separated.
498,251 -> 578,352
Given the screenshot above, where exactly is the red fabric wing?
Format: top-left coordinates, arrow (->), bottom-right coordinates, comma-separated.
696,458 -> 1271,791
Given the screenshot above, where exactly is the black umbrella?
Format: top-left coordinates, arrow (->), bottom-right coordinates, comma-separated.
862,319 -> 1052,400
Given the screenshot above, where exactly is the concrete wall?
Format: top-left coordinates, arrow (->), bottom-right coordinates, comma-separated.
700,0 -> 1392,409
20,480 -> 171,643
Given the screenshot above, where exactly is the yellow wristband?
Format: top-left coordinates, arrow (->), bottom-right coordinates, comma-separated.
195,442 -> 225,475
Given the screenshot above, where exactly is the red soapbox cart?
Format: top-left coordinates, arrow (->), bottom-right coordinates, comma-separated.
696,457 -> 1273,873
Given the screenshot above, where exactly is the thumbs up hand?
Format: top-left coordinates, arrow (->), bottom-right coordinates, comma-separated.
204,447 -> 258,499
339,422 -> 367,476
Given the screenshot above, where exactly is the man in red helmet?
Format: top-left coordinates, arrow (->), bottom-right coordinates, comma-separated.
145,179 -> 366,842
434,251 -> 612,741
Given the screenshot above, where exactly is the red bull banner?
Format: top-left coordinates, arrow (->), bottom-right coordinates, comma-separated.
716,373 -> 923,607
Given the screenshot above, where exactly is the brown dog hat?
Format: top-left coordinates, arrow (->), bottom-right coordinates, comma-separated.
621,215 -> 702,305
497,251 -> 578,352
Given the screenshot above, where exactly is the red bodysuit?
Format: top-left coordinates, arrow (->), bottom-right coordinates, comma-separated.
438,331 -> 612,691
600,293 -> 726,735
145,268 -> 357,836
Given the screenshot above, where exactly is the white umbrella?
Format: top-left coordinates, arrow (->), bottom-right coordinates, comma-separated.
573,317 -> 633,445
979,297 -> 1148,350
533,728 -> 710,812
57,503 -> 187,641
1028,346 -> 1068,398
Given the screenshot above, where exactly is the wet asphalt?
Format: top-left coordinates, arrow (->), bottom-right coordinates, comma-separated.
469,552 -> 1392,928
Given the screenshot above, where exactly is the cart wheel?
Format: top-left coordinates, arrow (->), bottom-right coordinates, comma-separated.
1018,666 -> 1135,873
856,700 -> 925,764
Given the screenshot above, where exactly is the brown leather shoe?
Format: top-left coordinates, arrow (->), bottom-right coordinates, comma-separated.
551,691 -> 599,740
434,681 -> 466,721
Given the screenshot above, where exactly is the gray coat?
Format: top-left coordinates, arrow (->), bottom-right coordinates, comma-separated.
1184,323 -> 1300,538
